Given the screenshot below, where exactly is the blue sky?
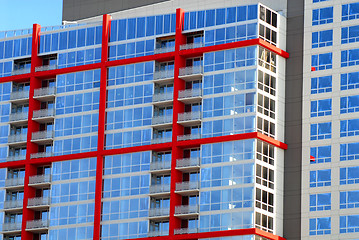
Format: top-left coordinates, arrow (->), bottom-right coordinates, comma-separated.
0,0 -> 63,31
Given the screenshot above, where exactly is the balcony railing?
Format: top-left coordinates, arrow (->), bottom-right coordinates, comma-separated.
148,208 -> 170,217
7,155 -> 26,162
177,133 -> 201,141
148,230 -> 169,237
150,160 -> 171,172
154,46 -> 175,54
2,222 -> 22,232
26,219 -> 49,230
175,205 -> 198,215
29,174 -> 51,185
9,112 -> 28,122
4,199 -> 23,210
33,108 -> 55,119
153,70 -> 174,81
30,152 -> 54,159
151,137 -> 172,144
11,68 -> 31,76
175,181 -> 199,192
174,228 -> 199,235
149,184 -> 170,194
152,115 -> 172,125
180,42 -> 204,50
10,90 -> 29,101
179,66 -> 203,77
35,64 -> 58,72
176,157 -> 200,168
5,178 -> 24,188
32,131 -> 54,141
178,111 -> 201,122
178,88 -> 202,99
8,134 -> 27,144
153,92 -> 173,103
34,87 -> 56,98
27,197 -> 50,207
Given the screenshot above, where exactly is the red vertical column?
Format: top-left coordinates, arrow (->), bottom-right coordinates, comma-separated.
93,14 -> 111,240
22,23 -> 43,240
169,8 -> 187,236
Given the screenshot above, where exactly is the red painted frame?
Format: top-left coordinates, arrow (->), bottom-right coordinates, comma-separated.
0,8 -> 290,240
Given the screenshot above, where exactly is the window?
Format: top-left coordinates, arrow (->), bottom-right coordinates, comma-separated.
310,193 -> 331,211
312,52 -> 332,70
103,174 -> 150,198
105,129 -> 152,149
340,166 -> 359,185
312,30 -> 333,48
340,95 -> 359,113
341,71 -> 359,90
311,75 -> 332,94
310,146 -> 331,164
340,119 -> 359,137
341,49 -> 359,67
340,215 -> 359,233
342,3 -> 359,21
310,169 -> 331,187
310,122 -> 331,140
311,99 -> 332,117
312,7 -> 333,25
309,217 -> 331,235
106,106 -> 152,130
102,198 -> 149,221
259,24 -> 277,46
259,5 -> 277,27
340,191 -> 359,209
258,47 -> 277,73
58,47 -> 101,69
256,164 -> 274,189
255,212 -> 273,233
258,70 -> 276,96
340,142 -> 359,161
255,188 -> 274,213
257,117 -> 275,138
256,140 -> 275,165
108,39 -> 155,60
342,25 -> 359,44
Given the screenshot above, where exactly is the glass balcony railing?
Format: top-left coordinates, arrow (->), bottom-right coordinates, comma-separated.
29,174 -> 51,185
179,66 -> 203,77
180,42 -> 204,50
34,87 -> 56,98
10,91 -> 29,101
154,46 -> 175,54
152,92 -> 173,103
8,134 -> 27,144
175,181 -> 199,192
33,108 -> 55,119
26,219 -> 49,230
2,222 -> 22,232
178,88 -> 202,99
152,115 -> 173,126
27,197 -> 50,208
4,199 -> 23,210
174,205 -> 199,215
9,112 -> 28,122
177,133 -> 201,141
149,184 -> 170,195
30,152 -> 54,159
11,68 -> 31,76
151,137 -> 172,144
176,157 -> 200,169
178,111 -> 201,122
150,160 -> 171,172
35,64 -> 58,72
5,178 -> 24,188
7,155 -> 26,162
32,131 -> 54,141
153,69 -> 174,81
148,230 -> 169,237
148,208 -> 170,218
174,228 -> 199,235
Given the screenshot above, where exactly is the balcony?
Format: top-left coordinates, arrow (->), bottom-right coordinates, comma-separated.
178,66 -> 203,81
27,197 -> 50,210
5,178 -> 24,190
9,112 -> 28,125
10,90 -> 29,103
176,157 -> 200,172
7,155 -> 26,162
30,152 -> 54,159
152,115 -> 172,128
177,133 -> 201,141
149,184 -> 170,197
2,222 -> 22,234
4,199 -> 23,212
180,42 -> 204,51
174,205 -> 199,218
26,219 -> 49,232
32,109 -> 55,123
148,208 -> 170,220
175,181 -> 199,195
178,111 -> 201,126
28,174 -> 51,188
174,228 -> 199,235
151,137 -> 172,145
148,230 -> 169,237
153,70 -> 174,83
154,46 -> 175,54
178,88 -> 202,104
31,131 -> 53,144
11,67 -> 31,76
8,134 -> 27,146
150,160 -> 171,173
35,64 -> 58,72
33,86 -> 56,101
152,92 -> 173,106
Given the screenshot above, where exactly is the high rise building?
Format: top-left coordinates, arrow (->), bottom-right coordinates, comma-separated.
0,0 -> 357,240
